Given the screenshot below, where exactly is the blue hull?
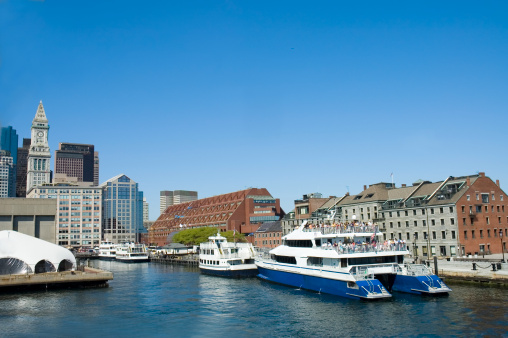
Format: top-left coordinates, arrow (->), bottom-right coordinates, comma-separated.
392,274 -> 451,295
98,256 -> 116,261
257,266 -> 390,300
200,267 -> 258,278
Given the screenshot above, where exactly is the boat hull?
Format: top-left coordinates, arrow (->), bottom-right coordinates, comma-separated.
98,255 -> 116,261
200,265 -> 258,278
392,274 -> 451,295
116,257 -> 149,263
256,265 -> 391,300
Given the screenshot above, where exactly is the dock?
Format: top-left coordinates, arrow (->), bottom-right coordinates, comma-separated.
0,267 -> 113,291
431,257 -> 508,286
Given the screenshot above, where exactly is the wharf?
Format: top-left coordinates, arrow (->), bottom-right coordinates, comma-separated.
150,256 -> 199,267
0,267 -> 113,291
431,255 -> 508,286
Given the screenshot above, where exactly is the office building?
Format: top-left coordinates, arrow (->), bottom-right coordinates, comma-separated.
1,127 -> 18,197
0,150 -> 16,197
143,197 -> 149,222
160,190 -> 198,214
16,138 -> 30,197
27,101 -> 51,194
94,151 -> 99,186
28,183 -> 102,248
101,174 -> 144,244
55,143 -> 96,184
150,188 -> 284,246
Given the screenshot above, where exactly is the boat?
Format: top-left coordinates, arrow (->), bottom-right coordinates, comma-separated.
392,263 -> 451,295
199,232 -> 258,277
115,242 -> 149,263
98,241 -> 117,260
255,221 -> 450,300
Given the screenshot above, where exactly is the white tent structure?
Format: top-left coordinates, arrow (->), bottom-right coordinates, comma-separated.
0,230 -> 76,275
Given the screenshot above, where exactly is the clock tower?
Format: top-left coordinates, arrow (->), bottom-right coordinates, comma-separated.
26,101 -> 51,194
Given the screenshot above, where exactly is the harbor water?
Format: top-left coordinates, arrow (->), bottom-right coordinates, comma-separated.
1,260 -> 507,337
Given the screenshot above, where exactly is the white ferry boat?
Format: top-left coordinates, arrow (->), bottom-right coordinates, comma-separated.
115,243 -> 149,263
98,241 -> 117,260
255,221 -> 450,300
199,232 -> 258,278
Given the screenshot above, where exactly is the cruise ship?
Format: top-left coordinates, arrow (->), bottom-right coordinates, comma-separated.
199,232 -> 258,278
255,221 -> 450,300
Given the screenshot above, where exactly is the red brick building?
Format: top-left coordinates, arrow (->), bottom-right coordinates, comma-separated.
149,188 -> 284,246
457,172 -> 507,256
254,221 -> 282,249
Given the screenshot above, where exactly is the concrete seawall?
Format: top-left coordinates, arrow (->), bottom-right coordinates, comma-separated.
0,267 -> 113,291
432,260 -> 508,285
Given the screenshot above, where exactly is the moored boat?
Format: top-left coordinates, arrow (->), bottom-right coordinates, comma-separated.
115,242 -> 149,263
98,241 -> 117,260
199,232 -> 258,278
255,221 -> 450,300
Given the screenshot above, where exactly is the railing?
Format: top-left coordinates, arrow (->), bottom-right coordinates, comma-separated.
400,263 -> 432,276
303,224 -> 378,235
350,264 -> 398,280
321,243 -> 408,254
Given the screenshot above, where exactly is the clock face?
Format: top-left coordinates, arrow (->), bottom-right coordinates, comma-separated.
37,131 -> 44,137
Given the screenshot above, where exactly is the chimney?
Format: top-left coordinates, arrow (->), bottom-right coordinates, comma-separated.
479,172 -> 485,177
363,185 -> 367,191
402,184 -> 406,188
496,179 -> 500,187
467,177 -> 471,186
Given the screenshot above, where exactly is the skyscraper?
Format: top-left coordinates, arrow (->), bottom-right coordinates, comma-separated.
55,143 -> 96,184
160,190 -> 198,214
0,150 -> 16,197
0,126 -> 18,197
143,197 -> 149,222
94,151 -> 99,186
16,138 -> 30,197
101,174 -> 144,243
27,101 -> 51,194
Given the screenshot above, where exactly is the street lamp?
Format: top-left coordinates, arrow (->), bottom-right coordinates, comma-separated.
500,229 -> 505,263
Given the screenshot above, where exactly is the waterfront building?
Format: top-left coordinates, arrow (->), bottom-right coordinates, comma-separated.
0,150 -> 16,197
27,182 -> 102,248
254,221 -> 282,249
54,143 -> 96,184
16,138 -> 30,197
150,188 -> 284,246
0,198 -> 57,243
27,101 -> 51,194
294,193 -> 329,221
101,174 -> 144,244
160,190 -> 198,214
285,172 -> 507,259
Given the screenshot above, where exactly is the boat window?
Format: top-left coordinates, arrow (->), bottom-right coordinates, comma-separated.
341,258 -> 347,268
271,255 -> 296,265
315,239 -> 321,247
286,240 -> 313,248
308,257 -> 322,266
347,282 -> 359,289
348,256 -> 396,266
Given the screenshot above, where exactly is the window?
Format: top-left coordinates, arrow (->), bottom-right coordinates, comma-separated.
432,231 -> 436,240
488,229 -> 491,237
492,194 -> 495,201
405,211 -> 408,216
398,222 -> 401,228
450,218 -> 455,225
422,209 -> 426,215
440,219 -> 445,225
440,207 -> 444,214
431,219 -> 436,226
501,195 -> 504,201
397,211 -> 400,217
413,210 -> 417,216
422,220 -> 426,227
424,232 -> 428,239
476,193 -> 479,201
472,230 -> 475,239
499,217 -> 502,224
462,218 -> 466,226
431,208 -> 434,214
461,206 -> 465,213
482,193 -> 489,203
467,195 -> 470,201
451,231 -> 456,239
464,231 -> 468,239
480,230 -> 483,238
486,217 -> 490,225
442,231 -> 446,239
449,207 -> 454,213
405,221 -> 409,227
390,222 -> 393,228
414,221 -> 418,227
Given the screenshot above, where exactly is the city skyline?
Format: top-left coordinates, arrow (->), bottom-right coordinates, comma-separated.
1,2 -> 508,221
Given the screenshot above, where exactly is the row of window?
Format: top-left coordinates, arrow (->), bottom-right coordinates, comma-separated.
385,218 -> 455,228
463,228 -> 507,239
462,216 -> 507,226
387,231 -> 456,241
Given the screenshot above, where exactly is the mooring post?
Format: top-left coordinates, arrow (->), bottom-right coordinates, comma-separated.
434,256 -> 438,276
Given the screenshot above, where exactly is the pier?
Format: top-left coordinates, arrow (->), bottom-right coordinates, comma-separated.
429,256 -> 508,286
0,267 -> 113,291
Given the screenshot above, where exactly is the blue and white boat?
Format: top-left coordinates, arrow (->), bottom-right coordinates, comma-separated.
255,221 -> 450,300
98,241 -> 117,261
199,232 -> 258,278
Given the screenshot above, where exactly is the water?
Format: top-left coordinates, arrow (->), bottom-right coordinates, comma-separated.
1,260 -> 507,337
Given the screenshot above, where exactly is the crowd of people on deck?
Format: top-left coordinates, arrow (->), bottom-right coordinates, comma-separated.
303,221 -> 377,234
321,238 -> 407,254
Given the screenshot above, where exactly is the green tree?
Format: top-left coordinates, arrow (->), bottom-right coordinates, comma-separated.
172,227 -> 246,245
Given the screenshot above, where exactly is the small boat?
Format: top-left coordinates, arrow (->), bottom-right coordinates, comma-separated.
98,241 -> 117,260
199,232 -> 258,278
115,242 -> 149,263
255,221 -> 450,300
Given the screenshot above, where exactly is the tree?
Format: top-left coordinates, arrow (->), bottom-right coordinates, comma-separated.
172,227 -> 246,245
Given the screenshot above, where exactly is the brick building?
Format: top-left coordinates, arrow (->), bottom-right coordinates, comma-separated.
149,188 -> 284,246
254,221 -> 282,249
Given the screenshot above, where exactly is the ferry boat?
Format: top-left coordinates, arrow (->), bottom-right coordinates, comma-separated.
255,221 -> 450,300
199,232 -> 258,278
115,243 -> 149,263
98,241 -> 117,260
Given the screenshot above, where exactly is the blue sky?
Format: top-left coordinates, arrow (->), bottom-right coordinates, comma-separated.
1,1 -> 507,220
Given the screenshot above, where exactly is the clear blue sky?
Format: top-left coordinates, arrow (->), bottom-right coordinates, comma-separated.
1,1 -> 507,221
